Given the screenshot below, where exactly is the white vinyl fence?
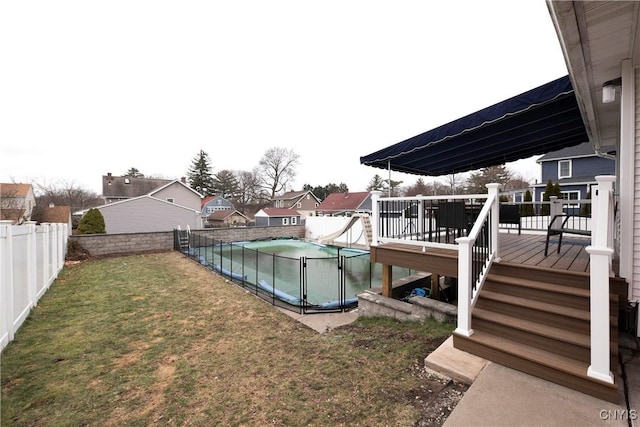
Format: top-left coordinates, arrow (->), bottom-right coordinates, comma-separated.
0,220 -> 68,352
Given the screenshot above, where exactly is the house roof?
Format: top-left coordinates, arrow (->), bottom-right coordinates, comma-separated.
0,208 -> 25,223
0,183 -> 33,197
258,208 -> 301,217
275,191 -> 307,200
316,192 -> 370,212
208,210 -> 248,221
96,195 -> 201,213
273,190 -> 320,203
360,75 -> 588,176
39,206 -> 72,224
537,142 -> 597,162
102,174 -> 172,198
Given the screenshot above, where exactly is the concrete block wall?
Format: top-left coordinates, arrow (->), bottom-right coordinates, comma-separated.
69,225 -> 305,258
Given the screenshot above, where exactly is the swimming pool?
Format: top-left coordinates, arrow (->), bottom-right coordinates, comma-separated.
185,237 -> 414,311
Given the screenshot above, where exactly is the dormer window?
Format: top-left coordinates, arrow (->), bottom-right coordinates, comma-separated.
124,178 -> 131,184
558,160 -> 571,179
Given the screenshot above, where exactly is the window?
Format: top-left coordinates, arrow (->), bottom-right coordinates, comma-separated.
296,202 -> 302,208
561,191 -> 580,208
558,160 -> 572,179
291,216 -> 297,225
282,217 -> 289,225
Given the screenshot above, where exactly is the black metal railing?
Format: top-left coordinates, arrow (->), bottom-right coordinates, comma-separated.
174,230 -> 412,314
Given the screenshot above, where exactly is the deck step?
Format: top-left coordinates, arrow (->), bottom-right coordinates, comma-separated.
483,273 -> 618,310
453,330 -> 619,403
472,308 -> 618,366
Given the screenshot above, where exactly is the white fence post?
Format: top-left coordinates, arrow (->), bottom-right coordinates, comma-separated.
0,221 -> 13,350
586,175 -> 616,384
26,221 -> 37,308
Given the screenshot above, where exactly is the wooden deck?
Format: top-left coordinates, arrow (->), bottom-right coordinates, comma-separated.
371,231 -> 591,276
498,232 -> 590,273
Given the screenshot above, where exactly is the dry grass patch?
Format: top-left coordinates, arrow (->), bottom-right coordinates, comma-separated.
1,251 -> 460,426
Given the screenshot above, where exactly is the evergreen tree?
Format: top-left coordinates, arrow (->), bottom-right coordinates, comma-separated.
520,189 -> 535,216
541,180 -> 555,215
366,174 -> 386,192
77,208 -> 106,234
212,169 -> 240,199
187,150 -> 215,196
124,168 -> 144,178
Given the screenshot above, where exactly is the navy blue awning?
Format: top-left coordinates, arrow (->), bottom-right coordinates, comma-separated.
360,75 -> 588,176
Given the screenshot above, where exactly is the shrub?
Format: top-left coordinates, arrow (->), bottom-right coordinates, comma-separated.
77,208 -> 106,234
66,239 -> 91,260
520,189 -> 535,216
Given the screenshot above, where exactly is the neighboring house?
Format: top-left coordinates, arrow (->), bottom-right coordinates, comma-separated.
102,173 -> 172,204
97,173 -> 203,233
206,210 -> 249,228
532,142 -> 615,204
270,190 -> 321,218
254,208 -> 301,227
201,195 -> 235,225
94,195 -> 202,233
0,183 -> 36,225
34,204 -> 73,235
315,192 -> 371,216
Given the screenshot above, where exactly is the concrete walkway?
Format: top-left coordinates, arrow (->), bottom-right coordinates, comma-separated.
427,336 -> 639,427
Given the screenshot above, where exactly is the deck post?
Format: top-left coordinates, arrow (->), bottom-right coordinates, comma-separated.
381,264 -> 393,297
370,191 -> 381,246
486,183 -> 500,260
549,196 -> 562,218
586,175 -> 615,384
454,236 -> 473,337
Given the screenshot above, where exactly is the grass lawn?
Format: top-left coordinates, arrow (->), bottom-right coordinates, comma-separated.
1,251 -> 456,426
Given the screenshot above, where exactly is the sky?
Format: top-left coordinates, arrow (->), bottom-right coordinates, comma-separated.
0,0 -> 569,196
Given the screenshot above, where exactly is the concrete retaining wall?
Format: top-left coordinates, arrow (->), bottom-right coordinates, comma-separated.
70,225 -> 305,258
358,291 -> 456,323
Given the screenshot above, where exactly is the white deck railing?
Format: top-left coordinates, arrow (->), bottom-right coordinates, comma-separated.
0,221 -> 68,353
371,178 -> 617,381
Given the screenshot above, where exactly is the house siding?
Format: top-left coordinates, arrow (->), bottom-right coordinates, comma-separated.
151,183 -> 202,211
632,67 -> 640,304
98,197 -> 201,233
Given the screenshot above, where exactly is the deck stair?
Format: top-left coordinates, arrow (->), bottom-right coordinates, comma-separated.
453,262 -> 623,403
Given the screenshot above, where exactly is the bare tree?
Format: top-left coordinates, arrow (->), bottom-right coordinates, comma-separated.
258,147 -> 300,199
233,169 -> 265,214
31,179 -> 103,221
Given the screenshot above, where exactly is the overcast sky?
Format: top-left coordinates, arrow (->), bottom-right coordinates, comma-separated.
0,0 -> 568,196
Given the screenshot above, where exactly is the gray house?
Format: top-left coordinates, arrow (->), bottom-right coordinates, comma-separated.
95,195 -> 202,233
532,142 -> 615,203
98,174 -> 204,233
254,208 -> 301,227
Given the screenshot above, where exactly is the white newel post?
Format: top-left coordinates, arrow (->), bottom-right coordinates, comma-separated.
486,183 -> 501,260
586,175 -> 616,384
455,236 -> 473,337
549,196 -> 562,219
370,191 -> 381,246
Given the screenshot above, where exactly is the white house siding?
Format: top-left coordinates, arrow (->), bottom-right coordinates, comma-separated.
98,196 -> 201,234
150,183 -> 202,211
632,66 -> 640,306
